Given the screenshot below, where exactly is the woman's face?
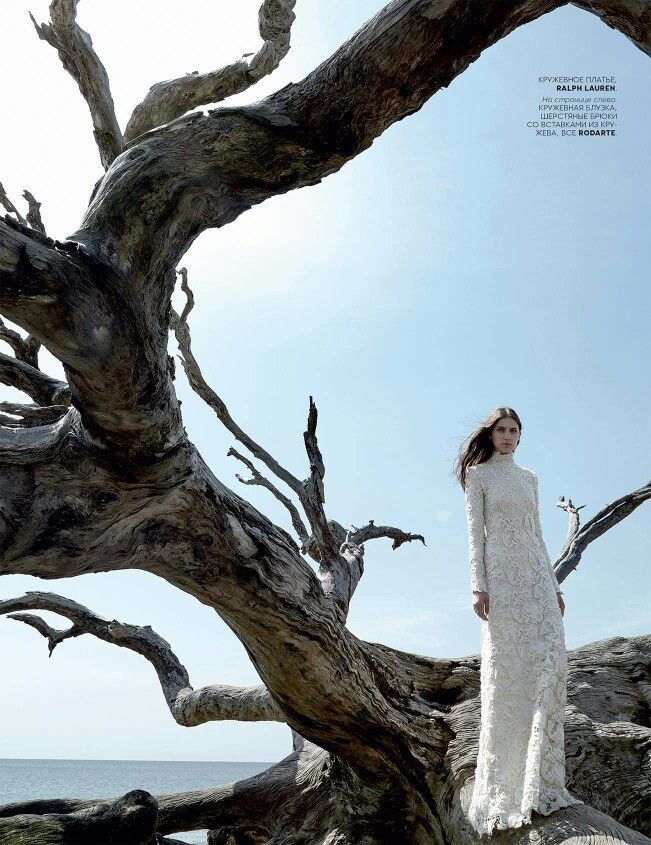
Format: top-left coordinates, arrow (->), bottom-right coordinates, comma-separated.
490,417 -> 520,454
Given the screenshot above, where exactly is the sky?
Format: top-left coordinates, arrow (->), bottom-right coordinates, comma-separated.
0,1 -> 649,763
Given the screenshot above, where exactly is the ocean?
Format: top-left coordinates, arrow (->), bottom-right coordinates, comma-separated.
0,758 -> 272,844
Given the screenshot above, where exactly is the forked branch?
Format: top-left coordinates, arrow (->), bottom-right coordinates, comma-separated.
171,270 -> 425,595
124,0 -> 297,143
0,318 -> 40,369
228,445 -> 310,550
0,184 -> 46,237
69,0 -> 651,282
553,480 -> 651,583
0,592 -> 284,726
171,269 -> 337,561
556,495 -> 586,558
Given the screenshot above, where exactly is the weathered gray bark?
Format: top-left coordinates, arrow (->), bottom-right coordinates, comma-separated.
0,0 -> 649,843
0,634 -> 648,843
0,591 -> 284,726
29,0 -> 123,170
555,481 -> 651,582
0,789 -> 158,845
123,0 -> 298,146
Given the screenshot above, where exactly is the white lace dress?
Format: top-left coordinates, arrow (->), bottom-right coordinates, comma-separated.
464,450 -> 583,836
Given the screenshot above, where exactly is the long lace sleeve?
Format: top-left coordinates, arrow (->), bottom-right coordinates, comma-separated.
532,473 -> 561,592
464,467 -> 487,593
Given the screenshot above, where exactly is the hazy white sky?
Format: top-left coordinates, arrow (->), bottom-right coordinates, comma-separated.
0,1 -> 649,762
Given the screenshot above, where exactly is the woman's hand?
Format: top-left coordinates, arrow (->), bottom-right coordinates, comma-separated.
557,592 -> 565,617
472,591 -> 489,621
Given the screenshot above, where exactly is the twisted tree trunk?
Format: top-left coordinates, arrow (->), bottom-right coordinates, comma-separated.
0,0 -> 649,842
0,631 -> 648,843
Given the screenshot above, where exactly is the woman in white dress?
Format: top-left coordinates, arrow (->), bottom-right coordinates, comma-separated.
457,407 -> 583,836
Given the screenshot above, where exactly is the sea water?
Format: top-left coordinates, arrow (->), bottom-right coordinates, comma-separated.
0,758 -> 271,844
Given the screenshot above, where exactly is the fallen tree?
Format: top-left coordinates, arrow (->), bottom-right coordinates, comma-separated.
0,1 -> 649,842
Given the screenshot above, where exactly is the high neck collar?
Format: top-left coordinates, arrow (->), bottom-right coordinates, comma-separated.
487,449 -> 515,464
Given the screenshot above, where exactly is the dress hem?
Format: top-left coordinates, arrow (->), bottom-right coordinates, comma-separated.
468,795 -> 584,838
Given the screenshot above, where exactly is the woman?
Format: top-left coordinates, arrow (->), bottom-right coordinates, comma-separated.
456,407 -> 583,836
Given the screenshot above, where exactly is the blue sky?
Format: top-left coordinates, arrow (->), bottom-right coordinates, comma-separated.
0,1 -> 648,762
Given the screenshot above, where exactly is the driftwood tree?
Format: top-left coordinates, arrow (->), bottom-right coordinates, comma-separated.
0,1 -> 649,843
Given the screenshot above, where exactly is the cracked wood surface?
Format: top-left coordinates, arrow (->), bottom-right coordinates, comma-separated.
0,0 -> 649,842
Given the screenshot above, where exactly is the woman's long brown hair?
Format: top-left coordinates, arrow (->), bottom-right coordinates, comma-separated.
455,407 -> 523,489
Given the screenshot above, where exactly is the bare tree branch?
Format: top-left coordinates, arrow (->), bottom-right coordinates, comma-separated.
228,445 -> 310,550
5,1 -> 643,461
124,0 -> 297,144
0,402 -> 69,427
314,516 -> 426,611
29,0 -> 123,169
0,184 -> 46,236
0,592 -> 284,726
0,789 -> 158,844
554,479 -> 651,583
0,216 -> 77,326
172,270 -> 429,613
349,519 -> 426,550
171,271 -> 337,561
570,0 -> 651,56
301,396 -> 339,560
0,352 -> 70,406
0,317 -> 40,368
171,272 -> 423,615
74,0 -> 651,280
170,271 -> 302,495
0,182 -> 27,225
5,611 -> 81,653
22,190 -> 46,234
556,494 -> 586,557
0,407 -> 76,466
0,215 -> 183,459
